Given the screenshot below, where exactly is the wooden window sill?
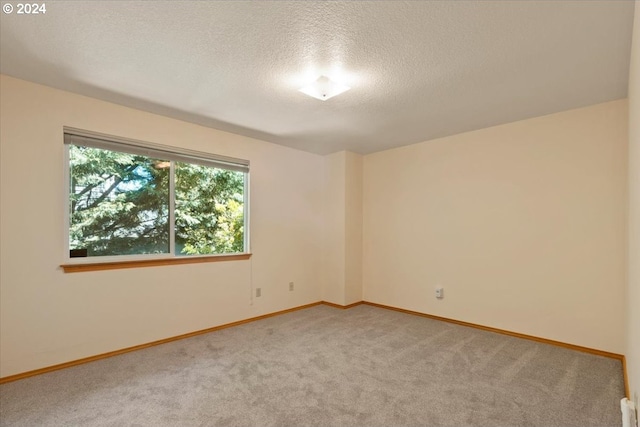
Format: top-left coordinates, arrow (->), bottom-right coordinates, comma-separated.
61,253 -> 252,273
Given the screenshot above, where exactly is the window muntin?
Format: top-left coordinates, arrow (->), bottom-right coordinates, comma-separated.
65,130 -> 249,262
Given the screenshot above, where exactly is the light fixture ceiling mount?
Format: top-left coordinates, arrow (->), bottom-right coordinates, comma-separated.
299,76 -> 350,101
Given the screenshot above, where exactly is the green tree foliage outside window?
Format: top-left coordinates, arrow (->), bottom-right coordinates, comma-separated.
69,145 -> 245,257
175,162 -> 244,255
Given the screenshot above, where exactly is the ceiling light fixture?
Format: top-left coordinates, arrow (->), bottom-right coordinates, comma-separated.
299,76 -> 350,101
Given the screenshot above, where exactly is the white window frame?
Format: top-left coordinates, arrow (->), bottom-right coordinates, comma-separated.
63,127 -> 250,265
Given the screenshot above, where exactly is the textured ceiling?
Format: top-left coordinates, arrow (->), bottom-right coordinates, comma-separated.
0,1 -> 635,154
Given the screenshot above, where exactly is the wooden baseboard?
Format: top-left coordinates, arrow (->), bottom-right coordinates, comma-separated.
1,299 -> 631,399
359,301 -> 630,398
321,301 -> 364,309
361,301 -> 624,358
0,301 -> 322,384
622,355 -> 630,399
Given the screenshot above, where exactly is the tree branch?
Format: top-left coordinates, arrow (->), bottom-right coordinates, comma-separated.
76,165 -> 138,212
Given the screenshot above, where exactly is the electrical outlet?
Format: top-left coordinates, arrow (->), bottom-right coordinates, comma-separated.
435,287 -> 444,299
289,282 -> 294,291
256,288 -> 261,297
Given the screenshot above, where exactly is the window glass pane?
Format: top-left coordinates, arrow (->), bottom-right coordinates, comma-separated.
69,145 -> 170,257
175,162 -> 245,255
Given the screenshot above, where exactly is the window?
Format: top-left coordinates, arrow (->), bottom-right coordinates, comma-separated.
64,129 -> 249,263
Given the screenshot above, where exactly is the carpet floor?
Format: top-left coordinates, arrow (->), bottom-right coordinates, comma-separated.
0,304 -> 625,426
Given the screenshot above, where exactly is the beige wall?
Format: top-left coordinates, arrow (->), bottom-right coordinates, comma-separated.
344,152 -> 363,305
0,75 -> 325,377
322,152 -> 347,304
363,100 -> 628,353
627,0 -> 640,407
322,151 -> 363,305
